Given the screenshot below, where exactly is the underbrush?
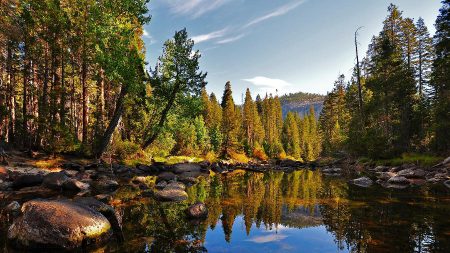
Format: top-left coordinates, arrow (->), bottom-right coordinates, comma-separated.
375,153 -> 443,167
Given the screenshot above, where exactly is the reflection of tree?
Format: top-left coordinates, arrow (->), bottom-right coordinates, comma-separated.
243,172 -> 265,235
258,172 -> 283,230
320,186 -> 450,252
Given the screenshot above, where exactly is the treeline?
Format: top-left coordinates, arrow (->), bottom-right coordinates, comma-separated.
319,3 -> 450,158
0,0 -> 150,156
197,84 -> 321,161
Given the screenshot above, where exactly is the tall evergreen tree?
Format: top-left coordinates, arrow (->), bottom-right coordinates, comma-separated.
221,81 -> 239,156
431,0 -> 450,152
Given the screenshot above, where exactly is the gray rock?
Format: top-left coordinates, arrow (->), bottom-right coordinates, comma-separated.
397,168 -> 426,178
7,199 -> 112,250
387,176 -> 410,185
63,179 -> 90,192
186,202 -> 208,219
165,181 -> 186,191
351,177 -> 373,188
173,163 -> 201,174
63,170 -> 79,177
158,171 -> 176,182
444,180 -> 450,189
0,179 -> 12,191
42,172 -> 69,190
372,165 -> 389,172
377,172 -> 396,181
155,181 -> 168,189
154,188 -> 188,202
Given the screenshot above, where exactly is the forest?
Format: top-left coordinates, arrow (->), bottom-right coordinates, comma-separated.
0,1 -> 449,163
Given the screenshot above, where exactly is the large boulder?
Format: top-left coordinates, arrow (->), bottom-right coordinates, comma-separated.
173,163 -> 201,174
42,172 -> 69,190
388,176 -> 410,185
186,202 -> 208,219
8,199 -> 112,250
12,174 -> 44,189
154,188 -> 188,202
351,177 -> 373,188
165,181 -> 186,191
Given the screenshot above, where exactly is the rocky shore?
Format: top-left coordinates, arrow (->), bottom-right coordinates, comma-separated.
0,155 -> 449,250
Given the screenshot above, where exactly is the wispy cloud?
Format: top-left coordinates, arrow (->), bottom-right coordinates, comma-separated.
192,28 -> 228,44
165,0 -> 231,18
216,33 -> 245,44
244,0 -> 306,28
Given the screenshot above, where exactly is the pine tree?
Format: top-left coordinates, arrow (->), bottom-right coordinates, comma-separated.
282,112 -> 301,158
431,0 -> 450,152
221,81 -> 239,156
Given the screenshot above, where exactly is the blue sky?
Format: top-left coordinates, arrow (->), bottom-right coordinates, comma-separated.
142,0 -> 441,102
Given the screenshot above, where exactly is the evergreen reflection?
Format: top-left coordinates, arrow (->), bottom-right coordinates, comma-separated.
114,170 -> 449,252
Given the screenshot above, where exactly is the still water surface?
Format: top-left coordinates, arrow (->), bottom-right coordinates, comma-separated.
110,170 -> 450,253
1,169 -> 449,252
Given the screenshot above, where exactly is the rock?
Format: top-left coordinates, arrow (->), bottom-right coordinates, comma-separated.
155,188 -> 188,202
322,167 -> 342,176
63,170 -> 79,177
173,163 -> 201,174
165,181 -> 186,191
444,180 -> 450,189
12,174 -> 44,189
277,159 -> 303,168
390,167 -> 403,173
63,179 -> 90,192
388,176 -> 410,185
84,163 -> 100,170
73,197 -> 123,242
93,179 -> 119,193
397,168 -> 426,178
372,165 -> 389,172
61,162 -> 83,171
377,172 -> 396,181
351,177 -> 373,188
155,181 -> 168,189
443,157 -> 450,165
157,172 -> 176,182
8,199 -> 112,250
42,172 -> 69,190
5,201 -> 21,214
9,186 -> 57,200
186,202 -> 208,219
179,176 -> 198,185
0,179 -> 12,191
434,173 -> 448,180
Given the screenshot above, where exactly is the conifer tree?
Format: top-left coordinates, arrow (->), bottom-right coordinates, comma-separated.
282,112 -> 301,158
431,0 -> 450,152
221,82 -> 239,156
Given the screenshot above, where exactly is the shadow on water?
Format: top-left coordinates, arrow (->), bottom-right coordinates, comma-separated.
1,169 -> 449,252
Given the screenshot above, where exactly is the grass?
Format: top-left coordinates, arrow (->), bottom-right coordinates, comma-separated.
153,156 -> 203,165
375,153 -> 443,167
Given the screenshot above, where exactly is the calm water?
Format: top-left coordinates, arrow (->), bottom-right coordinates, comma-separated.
2,169 -> 450,252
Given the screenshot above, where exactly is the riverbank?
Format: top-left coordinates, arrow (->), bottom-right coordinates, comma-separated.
0,150 -> 449,251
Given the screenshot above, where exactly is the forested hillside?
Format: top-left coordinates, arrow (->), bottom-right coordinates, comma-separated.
0,1 -> 448,163
280,92 -> 324,118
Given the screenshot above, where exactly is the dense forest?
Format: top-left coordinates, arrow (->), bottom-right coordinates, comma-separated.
0,1 -> 449,163
320,3 -> 450,158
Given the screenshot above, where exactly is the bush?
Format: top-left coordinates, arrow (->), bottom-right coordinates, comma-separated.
229,151 -> 249,164
252,146 -> 268,161
204,151 -> 218,162
114,140 -> 140,160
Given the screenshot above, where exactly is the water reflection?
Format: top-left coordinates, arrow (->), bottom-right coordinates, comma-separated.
112,169 -> 449,252
1,170 -> 444,252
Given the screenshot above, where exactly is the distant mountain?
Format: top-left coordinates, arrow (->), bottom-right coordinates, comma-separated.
279,92 -> 325,118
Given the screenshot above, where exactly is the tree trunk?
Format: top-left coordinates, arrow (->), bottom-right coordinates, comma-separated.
96,85 -> 127,157
81,58 -> 88,146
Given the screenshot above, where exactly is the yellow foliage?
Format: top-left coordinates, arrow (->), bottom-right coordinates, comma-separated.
252,147 -> 268,161
229,151 -> 249,164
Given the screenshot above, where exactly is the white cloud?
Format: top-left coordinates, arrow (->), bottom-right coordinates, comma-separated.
216,33 -> 245,44
165,0 -> 231,18
192,28 -> 228,44
142,29 -> 157,45
246,234 -> 288,243
243,76 -> 293,95
244,0 -> 306,28
143,29 -> 150,37
243,76 -> 292,89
